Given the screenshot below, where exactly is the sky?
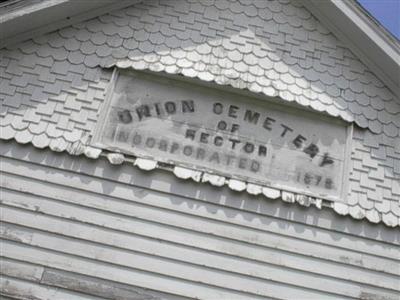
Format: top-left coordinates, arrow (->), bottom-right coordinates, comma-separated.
358,0 -> 400,39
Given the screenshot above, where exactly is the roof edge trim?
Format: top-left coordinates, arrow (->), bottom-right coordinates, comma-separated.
302,0 -> 400,99
0,0 -> 139,47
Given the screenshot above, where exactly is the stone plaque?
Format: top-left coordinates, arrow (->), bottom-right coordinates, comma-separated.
94,71 -> 352,201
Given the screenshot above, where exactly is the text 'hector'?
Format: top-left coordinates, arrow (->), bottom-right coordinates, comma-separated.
95,72 -> 350,201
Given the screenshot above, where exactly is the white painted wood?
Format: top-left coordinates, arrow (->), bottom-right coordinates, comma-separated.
135,158 -> 158,171
1,193 -> 399,294
1,159 -> 399,267
0,258 -> 44,283
1,275 -> 103,300
2,143 -> 397,244
1,144 -> 399,300
0,0 -> 399,297
0,240 -> 272,300
0,257 -> 186,300
40,268 -> 187,300
2,174 -> 399,283
2,208 -> 398,294
0,178 -> 400,275
106,152 -> 124,165
2,223 -> 365,300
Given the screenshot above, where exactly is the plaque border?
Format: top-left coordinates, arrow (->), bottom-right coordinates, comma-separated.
92,68 -> 353,203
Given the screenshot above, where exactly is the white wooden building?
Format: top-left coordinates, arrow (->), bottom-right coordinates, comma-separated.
0,0 -> 399,299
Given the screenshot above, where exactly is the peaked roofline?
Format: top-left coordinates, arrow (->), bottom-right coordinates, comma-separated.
0,0 -> 137,47
1,0 -> 399,98
302,0 -> 400,99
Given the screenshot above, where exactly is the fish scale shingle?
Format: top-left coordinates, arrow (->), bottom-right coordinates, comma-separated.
0,0 -> 399,226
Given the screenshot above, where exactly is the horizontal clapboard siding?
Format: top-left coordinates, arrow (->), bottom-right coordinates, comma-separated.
1,257 -> 185,300
1,275 -> 103,300
1,141 -> 399,300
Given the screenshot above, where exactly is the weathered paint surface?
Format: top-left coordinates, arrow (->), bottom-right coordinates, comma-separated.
0,0 -> 399,225
1,141 -> 399,299
0,0 -> 399,297
94,71 -> 351,201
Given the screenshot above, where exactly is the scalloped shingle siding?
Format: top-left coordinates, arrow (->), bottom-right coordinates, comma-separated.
0,0 -> 399,226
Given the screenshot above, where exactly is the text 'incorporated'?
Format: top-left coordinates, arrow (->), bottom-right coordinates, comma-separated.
94,71 -> 351,201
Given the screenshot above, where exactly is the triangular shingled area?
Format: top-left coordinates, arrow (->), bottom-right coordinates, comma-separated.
0,0 -> 399,226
